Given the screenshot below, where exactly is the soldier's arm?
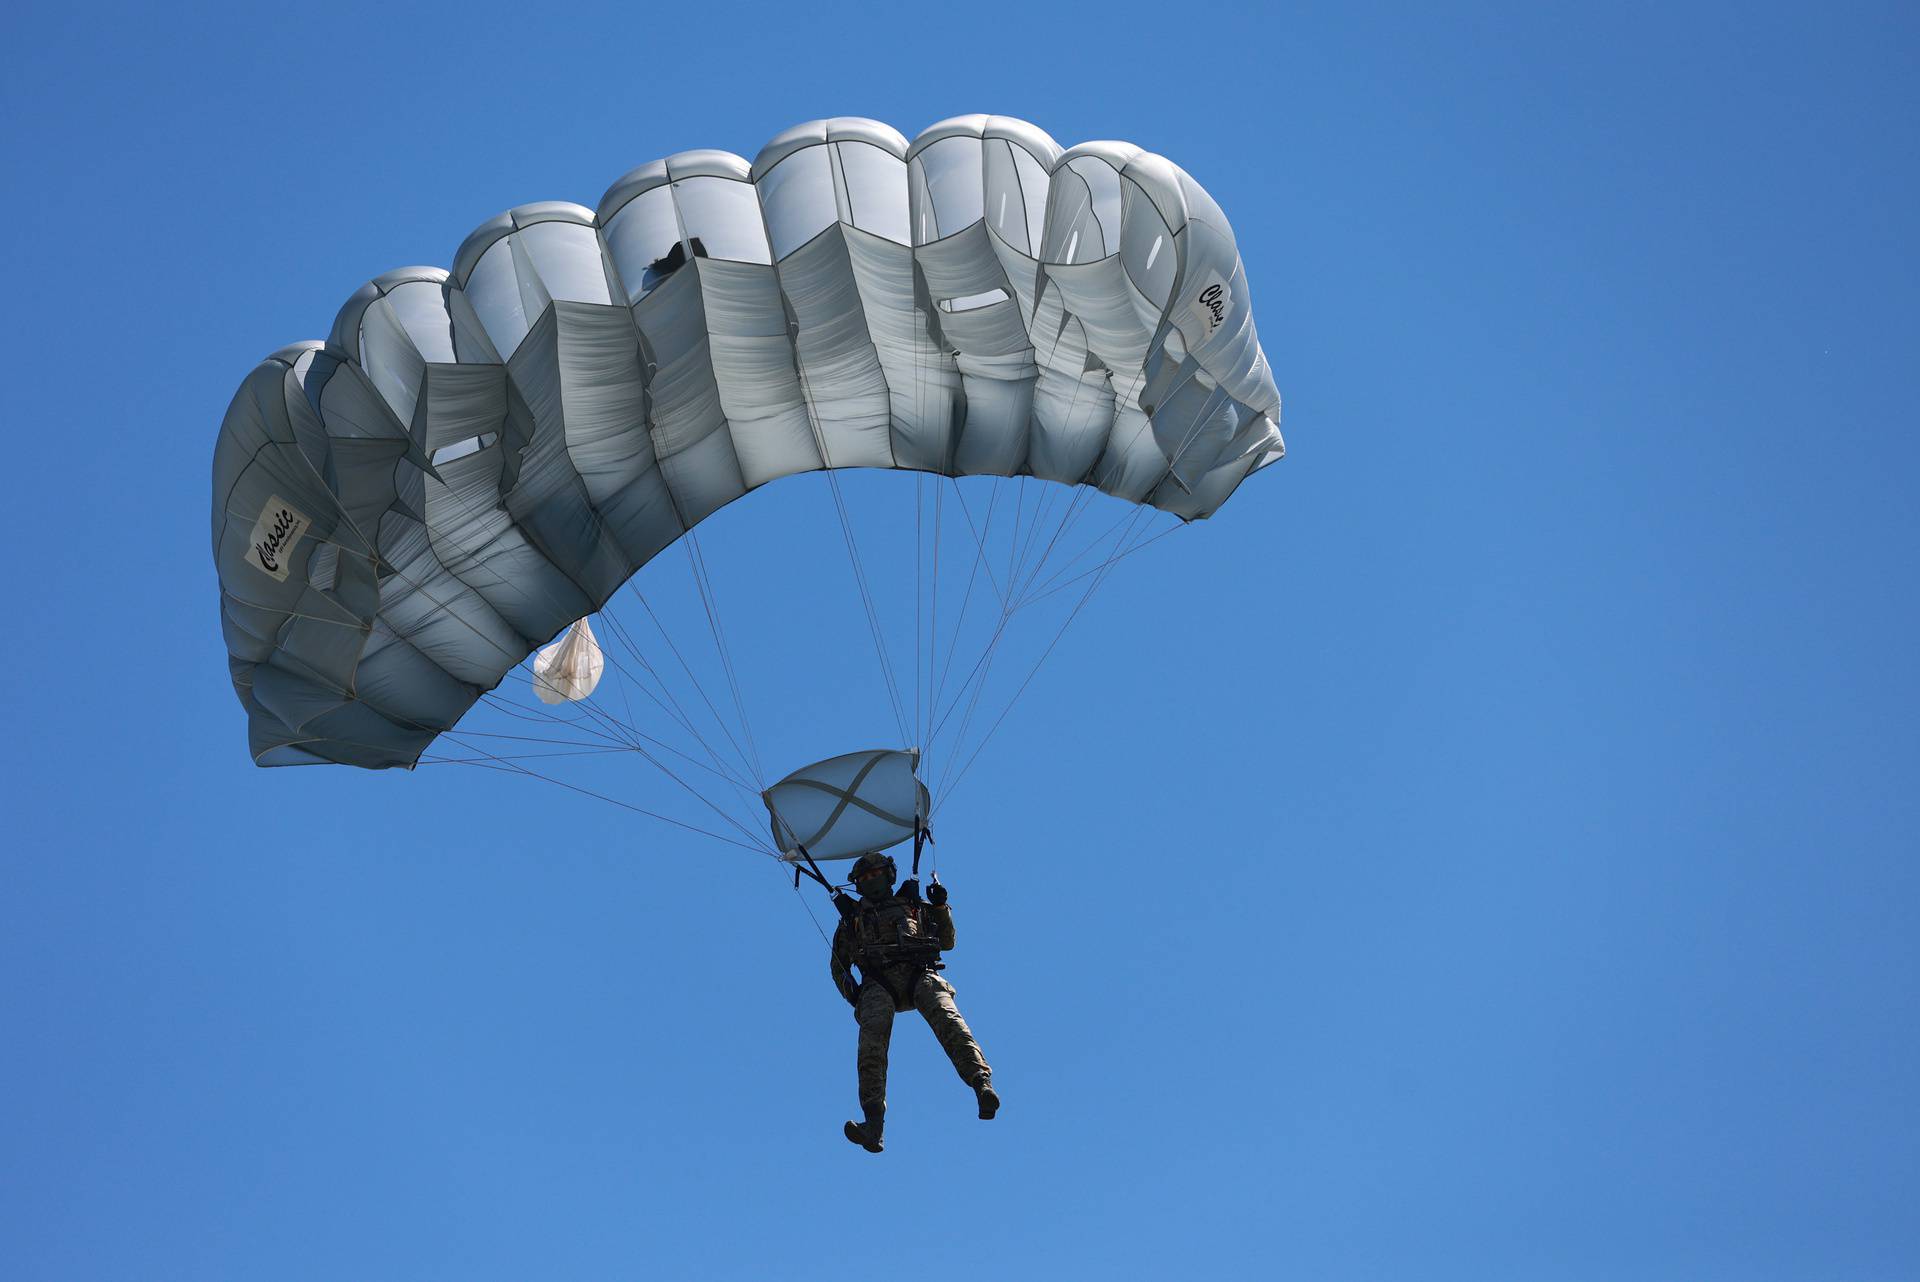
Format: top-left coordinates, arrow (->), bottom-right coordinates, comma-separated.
830,919 -> 860,1005
926,901 -> 956,950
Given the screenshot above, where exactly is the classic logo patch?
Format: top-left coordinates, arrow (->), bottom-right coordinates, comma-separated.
1187,270 -> 1233,339
244,495 -> 312,583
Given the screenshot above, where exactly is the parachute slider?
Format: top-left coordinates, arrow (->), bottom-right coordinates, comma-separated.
763,748 -> 929,863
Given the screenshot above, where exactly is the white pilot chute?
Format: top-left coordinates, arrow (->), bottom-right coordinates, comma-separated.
531,618 -> 605,705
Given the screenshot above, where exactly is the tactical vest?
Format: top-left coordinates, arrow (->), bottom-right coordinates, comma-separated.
856,898 -> 936,955
850,897 -> 943,974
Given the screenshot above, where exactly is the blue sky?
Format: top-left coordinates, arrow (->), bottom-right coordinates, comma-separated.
3,2 -> 1916,1278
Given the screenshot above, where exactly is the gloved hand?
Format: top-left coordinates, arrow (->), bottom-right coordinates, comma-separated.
899,877 -> 921,901
926,878 -> 948,906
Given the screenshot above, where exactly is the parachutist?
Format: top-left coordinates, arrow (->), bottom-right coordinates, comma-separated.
831,851 -> 995,1152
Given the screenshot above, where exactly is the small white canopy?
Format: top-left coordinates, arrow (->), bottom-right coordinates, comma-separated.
531,618 -> 605,705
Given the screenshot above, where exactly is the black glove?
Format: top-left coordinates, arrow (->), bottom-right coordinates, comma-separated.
899,877 -> 921,901
926,879 -> 948,906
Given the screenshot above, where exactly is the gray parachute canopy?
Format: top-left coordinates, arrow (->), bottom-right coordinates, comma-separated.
213,114 -> 1284,770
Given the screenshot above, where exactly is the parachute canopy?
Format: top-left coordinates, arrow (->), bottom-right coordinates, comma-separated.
763,749 -> 929,862
212,114 -> 1283,771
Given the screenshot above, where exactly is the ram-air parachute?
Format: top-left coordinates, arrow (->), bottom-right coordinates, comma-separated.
211,114 -> 1282,861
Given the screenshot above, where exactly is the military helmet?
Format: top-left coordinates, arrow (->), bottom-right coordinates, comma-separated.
849,851 -> 897,886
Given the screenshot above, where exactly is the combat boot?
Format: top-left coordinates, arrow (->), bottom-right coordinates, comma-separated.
843,1115 -> 884,1153
974,1076 -> 1000,1120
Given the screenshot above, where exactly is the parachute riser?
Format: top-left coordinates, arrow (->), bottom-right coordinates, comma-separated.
791,844 -> 860,920
911,822 -> 932,878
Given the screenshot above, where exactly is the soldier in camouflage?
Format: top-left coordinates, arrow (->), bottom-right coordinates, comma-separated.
831,851 -> 997,1153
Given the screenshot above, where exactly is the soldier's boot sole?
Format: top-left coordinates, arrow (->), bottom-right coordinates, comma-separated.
843,1120 -> 884,1153
975,1083 -> 1000,1120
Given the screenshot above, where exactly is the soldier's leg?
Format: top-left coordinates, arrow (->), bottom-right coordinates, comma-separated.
913,974 -> 991,1091
854,981 -> 896,1124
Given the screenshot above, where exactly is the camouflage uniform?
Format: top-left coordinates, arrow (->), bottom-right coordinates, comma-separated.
831,888 -> 991,1123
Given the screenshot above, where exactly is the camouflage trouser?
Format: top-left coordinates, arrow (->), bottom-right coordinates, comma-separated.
855,971 -> 990,1119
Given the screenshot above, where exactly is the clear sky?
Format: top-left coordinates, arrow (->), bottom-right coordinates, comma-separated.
2,2 -> 1916,1279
